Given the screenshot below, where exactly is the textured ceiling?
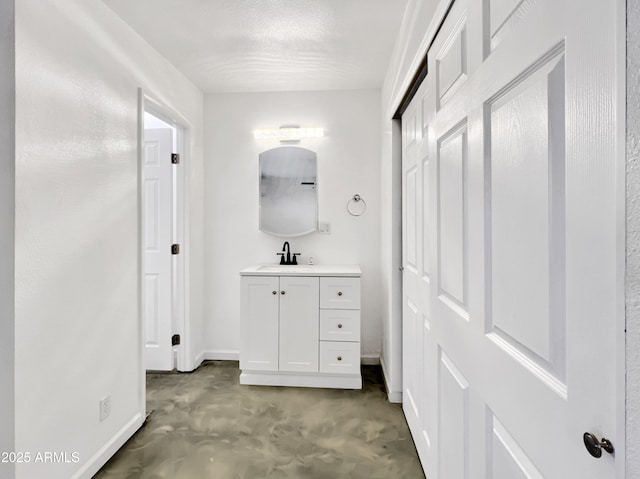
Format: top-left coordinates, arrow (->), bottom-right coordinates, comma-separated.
102,0 -> 409,93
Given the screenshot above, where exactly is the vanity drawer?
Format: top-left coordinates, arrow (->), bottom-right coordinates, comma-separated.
320,277 -> 361,310
320,310 -> 360,342
319,341 -> 360,374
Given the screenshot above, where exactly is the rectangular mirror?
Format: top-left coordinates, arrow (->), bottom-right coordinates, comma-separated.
259,146 -> 317,237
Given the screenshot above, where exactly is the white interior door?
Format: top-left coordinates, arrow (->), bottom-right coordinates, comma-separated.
143,128 -> 174,371
401,0 -> 622,477
402,75 -> 432,466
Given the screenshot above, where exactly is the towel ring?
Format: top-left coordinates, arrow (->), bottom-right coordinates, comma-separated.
347,194 -> 367,217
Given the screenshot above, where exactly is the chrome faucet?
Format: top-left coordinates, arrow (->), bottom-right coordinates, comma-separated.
277,242 -> 299,265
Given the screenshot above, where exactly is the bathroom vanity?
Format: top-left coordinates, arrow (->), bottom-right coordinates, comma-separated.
239,264 -> 362,389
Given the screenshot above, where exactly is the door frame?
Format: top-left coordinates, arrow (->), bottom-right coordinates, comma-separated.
388,0 -> 627,475
137,89 -> 192,374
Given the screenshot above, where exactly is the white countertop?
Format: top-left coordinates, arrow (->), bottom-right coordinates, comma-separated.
240,264 -> 361,277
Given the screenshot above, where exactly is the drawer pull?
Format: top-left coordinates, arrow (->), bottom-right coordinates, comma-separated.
337,356 -> 342,361
338,323 -> 343,329
280,291 -> 286,295
337,291 -> 343,296
272,291 -> 277,295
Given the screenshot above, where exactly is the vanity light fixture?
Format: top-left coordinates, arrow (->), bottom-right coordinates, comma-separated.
253,126 -> 324,142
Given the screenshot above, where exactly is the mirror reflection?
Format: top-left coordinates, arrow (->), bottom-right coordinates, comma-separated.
259,146 -> 317,237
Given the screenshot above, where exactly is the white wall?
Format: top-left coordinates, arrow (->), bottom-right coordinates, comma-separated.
13,1 -> 204,478
0,2 -> 15,479
627,0 -> 640,474
379,0 -> 441,401
204,90 -> 382,359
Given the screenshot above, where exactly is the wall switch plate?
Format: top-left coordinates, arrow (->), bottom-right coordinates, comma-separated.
99,395 -> 111,422
318,222 -> 331,234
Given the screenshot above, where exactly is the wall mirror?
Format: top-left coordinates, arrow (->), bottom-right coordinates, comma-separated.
259,146 -> 317,237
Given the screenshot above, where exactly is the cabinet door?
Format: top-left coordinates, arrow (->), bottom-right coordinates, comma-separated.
279,276 -> 320,372
240,276 -> 279,371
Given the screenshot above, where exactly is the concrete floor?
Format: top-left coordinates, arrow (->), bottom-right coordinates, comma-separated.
94,361 -> 425,479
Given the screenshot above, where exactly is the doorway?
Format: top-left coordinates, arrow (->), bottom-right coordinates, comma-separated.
141,97 -> 190,372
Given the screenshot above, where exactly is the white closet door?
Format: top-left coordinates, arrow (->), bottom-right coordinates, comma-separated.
401,74 -> 434,473
402,0 -> 622,477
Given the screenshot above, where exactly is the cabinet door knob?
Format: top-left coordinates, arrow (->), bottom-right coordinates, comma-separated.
337,291 -> 343,296
272,291 -> 277,295
280,291 -> 286,295
337,356 -> 342,361
338,323 -> 343,329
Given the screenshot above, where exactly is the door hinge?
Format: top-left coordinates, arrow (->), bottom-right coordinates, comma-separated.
172,334 -> 181,346
171,153 -> 180,164
171,244 -> 180,255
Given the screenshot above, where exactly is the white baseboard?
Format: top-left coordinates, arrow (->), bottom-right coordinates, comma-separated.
192,350 -> 206,369
202,350 -> 240,361
71,412 -> 144,479
361,354 -> 380,365
380,356 -> 402,403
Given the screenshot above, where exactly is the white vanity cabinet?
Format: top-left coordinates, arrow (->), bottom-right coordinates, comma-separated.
240,265 -> 362,389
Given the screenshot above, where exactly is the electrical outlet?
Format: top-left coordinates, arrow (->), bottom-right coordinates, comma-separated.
99,396 -> 111,422
318,222 -> 331,234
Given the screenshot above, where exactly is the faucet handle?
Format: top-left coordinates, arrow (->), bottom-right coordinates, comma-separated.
277,252 -> 285,265
292,253 -> 301,265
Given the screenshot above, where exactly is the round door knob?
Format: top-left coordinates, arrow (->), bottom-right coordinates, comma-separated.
583,432 -> 614,458
337,356 -> 342,361
337,291 -> 343,296
280,291 -> 286,295
272,291 -> 277,295
338,323 -> 343,329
